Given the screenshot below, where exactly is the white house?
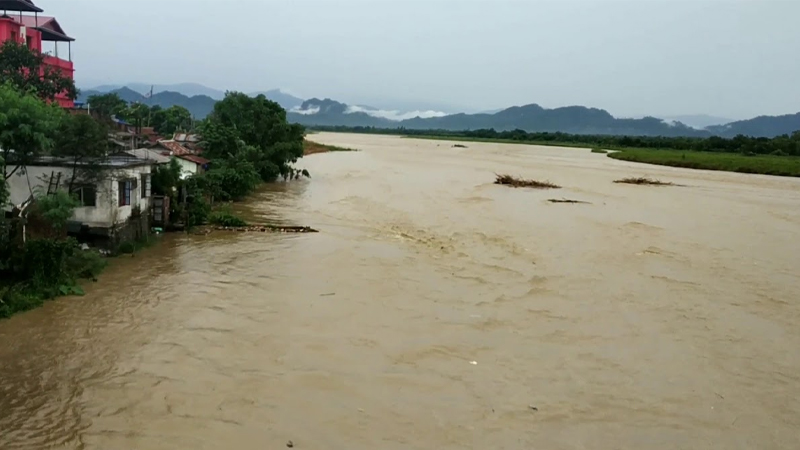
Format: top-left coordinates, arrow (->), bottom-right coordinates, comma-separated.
5,155 -> 156,237
153,140 -> 209,179
173,154 -> 210,179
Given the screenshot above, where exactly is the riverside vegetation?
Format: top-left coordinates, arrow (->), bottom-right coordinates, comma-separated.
309,126 -> 800,177
0,42 -> 307,318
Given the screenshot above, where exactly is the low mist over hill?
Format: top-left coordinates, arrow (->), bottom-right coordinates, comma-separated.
78,83 -> 799,138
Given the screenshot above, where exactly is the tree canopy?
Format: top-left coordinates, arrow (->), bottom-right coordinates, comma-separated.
53,113 -> 110,190
200,92 -> 305,182
151,105 -> 192,135
0,83 -> 64,180
87,93 -> 127,120
0,41 -> 77,103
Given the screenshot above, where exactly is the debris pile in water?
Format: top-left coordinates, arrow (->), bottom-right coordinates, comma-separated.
194,225 -> 319,235
494,174 -> 561,189
614,177 -> 675,186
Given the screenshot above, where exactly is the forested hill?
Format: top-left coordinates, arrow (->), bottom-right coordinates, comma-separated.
77,86 -> 800,138
288,99 -> 709,137
707,112 -> 800,138
78,87 -> 218,118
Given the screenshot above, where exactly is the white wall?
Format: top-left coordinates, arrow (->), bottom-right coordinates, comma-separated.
174,157 -> 198,180
6,164 -> 153,228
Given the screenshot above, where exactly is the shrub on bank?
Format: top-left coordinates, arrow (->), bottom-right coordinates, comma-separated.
208,211 -> 248,227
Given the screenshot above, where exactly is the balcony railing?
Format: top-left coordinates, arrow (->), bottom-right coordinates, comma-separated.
42,54 -> 73,71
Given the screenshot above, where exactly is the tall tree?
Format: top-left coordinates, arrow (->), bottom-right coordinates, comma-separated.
121,102 -> 150,135
152,105 -> 192,135
0,83 -> 64,181
53,114 -> 109,190
0,41 -> 77,103
87,93 -> 127,120
201,92 -> 305,181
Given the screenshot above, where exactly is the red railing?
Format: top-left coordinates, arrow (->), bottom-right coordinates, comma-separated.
42,55 -> 74,108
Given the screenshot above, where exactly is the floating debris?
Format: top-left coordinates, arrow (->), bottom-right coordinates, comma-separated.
614,177 -> 676,186
547,198 -> 591,204
194,225 -> 319,235
495,174 -> 561,189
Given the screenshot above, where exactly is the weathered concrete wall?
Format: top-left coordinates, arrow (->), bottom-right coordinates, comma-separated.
5,164 -> 154,229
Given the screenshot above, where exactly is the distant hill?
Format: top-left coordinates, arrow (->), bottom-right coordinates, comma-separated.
80,84 -> 305,115
79,87 -> 217,118
289,99 -> 710,137
661,114 -> 733,129
706,113 -> 800,138
77,85 -> 800,138
249,89 -> 304,110
85,82 -> 226,100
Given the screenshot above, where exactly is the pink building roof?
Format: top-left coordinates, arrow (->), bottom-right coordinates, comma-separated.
12,15 -> 73,41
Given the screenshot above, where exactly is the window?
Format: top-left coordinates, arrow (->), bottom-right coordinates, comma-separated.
118,180 -> 133,206
10,31 -> 17,43
141,174 -> 151,198
26,35 -> 32,47
71,185 -> 97,207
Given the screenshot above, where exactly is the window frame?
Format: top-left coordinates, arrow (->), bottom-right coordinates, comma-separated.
118,180 -> 133,207
141,173 -> 151,198
70,184 -> 97,207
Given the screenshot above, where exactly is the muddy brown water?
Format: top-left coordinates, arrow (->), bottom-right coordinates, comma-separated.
2,133 -> 800,449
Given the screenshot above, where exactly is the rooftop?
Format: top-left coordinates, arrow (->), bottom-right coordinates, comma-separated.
157,139 -> 193,156
0,0 -> 42,13
176,154 -> 210,165
120,148 -> 172,164
25,155 -> 156,168
5,14 -> 74,41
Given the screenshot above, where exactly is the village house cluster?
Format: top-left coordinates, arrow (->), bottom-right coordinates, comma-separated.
1,0 -> 209,246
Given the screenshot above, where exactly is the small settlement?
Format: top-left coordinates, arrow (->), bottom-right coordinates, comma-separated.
0,0 -> 209,248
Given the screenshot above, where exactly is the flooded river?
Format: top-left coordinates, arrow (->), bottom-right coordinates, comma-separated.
2,133 -> 800,449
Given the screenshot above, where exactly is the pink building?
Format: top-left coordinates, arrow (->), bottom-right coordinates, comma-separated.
0,0 -> 75,108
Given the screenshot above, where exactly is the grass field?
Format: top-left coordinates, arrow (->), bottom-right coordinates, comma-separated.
607,149 -> 800,177
402,134 -> 800,177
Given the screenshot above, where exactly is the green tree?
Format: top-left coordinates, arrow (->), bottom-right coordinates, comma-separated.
120,102 -> 150,135
34,191 -> 79,230
0,40 -> 77,102
151,158 -> 182,196
0,83 -> 64,180
87,93 -> 127,120
53,114 -> 109,190
201,92 -> 305,182
152,105 -> 192,135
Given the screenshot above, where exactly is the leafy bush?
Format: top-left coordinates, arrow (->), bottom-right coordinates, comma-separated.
18,237 -> 78,286
66,249 -> 107,279
152,158 -> 182,196
191,159 -> 260,202
35,191 -> 78,229
117,241 -> 136,254
208,211 -> 247,227
186,195 -> 211,227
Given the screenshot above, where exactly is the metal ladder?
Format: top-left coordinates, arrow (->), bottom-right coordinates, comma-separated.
46,171 -> 62,195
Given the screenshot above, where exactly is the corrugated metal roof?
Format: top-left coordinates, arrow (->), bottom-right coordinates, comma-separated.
157,140 -> 193,156
176,154 -> 210,165
123,148 -> 171,164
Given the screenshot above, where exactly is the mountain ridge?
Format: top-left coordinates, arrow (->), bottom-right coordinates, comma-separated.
77,84 -> 800,138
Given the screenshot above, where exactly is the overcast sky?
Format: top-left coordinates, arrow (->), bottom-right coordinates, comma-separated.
43,0 -> 800,119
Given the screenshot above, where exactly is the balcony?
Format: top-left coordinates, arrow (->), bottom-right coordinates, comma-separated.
42,53 -> 73,73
